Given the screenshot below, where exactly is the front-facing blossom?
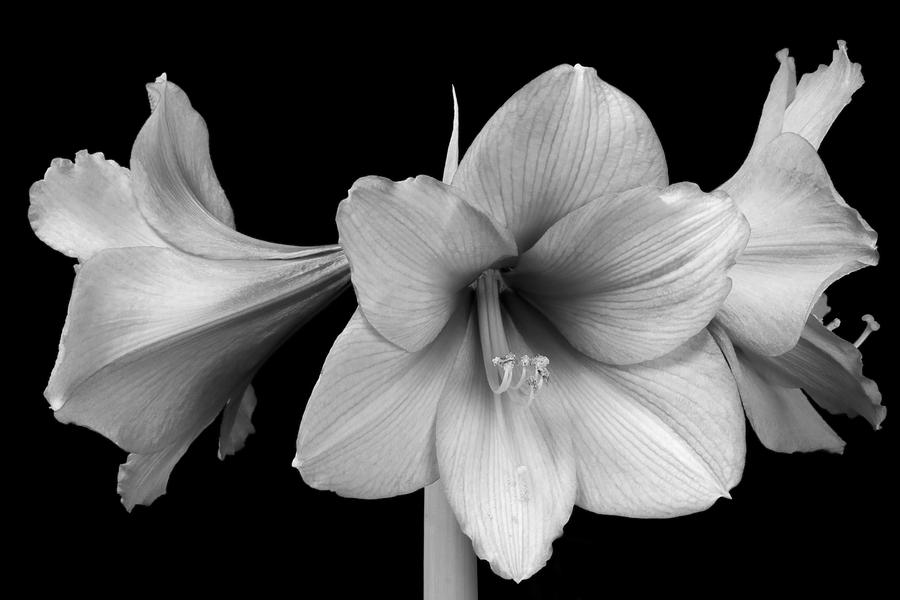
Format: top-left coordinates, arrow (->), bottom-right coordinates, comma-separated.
296,65 -> 751,581
30,75 -> 349,509
706,42 -> 884,452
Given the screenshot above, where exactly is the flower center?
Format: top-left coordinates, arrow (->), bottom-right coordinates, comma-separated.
475,270 -> 550,407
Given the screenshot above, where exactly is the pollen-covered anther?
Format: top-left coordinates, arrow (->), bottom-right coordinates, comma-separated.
853,314 -> 880,348
501,353 -> 550,406
492,352 -> 517,392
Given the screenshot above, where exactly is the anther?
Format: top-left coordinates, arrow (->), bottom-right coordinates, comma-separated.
492,353 -> 516,393
825,318 -> 841,331
854,314 -> 880,348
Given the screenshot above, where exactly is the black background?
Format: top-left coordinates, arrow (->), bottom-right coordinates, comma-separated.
10,19 -> 894,598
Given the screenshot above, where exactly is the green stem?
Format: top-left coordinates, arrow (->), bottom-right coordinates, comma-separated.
423,482 -> 478,599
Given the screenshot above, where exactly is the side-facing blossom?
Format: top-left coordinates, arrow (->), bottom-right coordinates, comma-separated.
707,42 -> 884,452
30,75 -> 349,509
296,65 -> 750,581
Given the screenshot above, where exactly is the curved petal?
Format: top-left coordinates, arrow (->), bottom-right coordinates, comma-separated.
743,315 -> 884,429
717,133 -> 878,356
783,40 -> 864,151
218,385 -> 258,460
709,322 -> 844,454
47,246 -> 348,454
452,64 -> 667,251
29,151 -> 167,260
117,422 -> 207,511
507,295 -> 744,519
436,306 -> 576,582
508,182 -> 749,365
741,49 -> 797,167
295,303 -> 470,498
722,42 -> 862,191
337,175 -> 516,352
131,75 -> 321,259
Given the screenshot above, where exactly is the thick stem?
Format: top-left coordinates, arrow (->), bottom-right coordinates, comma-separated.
423,482 -> 478,600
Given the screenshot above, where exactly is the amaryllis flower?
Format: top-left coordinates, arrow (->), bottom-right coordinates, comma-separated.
296,64 -> 751,580
30,75 -> 349,510
706,42 -> 884,452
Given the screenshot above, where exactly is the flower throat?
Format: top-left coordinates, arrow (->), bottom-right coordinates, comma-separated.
475,270 -> 550,406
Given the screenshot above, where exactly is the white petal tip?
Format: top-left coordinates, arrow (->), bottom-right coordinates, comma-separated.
47,395 -> 64,411
156,72 -> 168,83
291,454 -> 302,470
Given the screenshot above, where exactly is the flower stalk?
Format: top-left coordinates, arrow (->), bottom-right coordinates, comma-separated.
424,482 -> 478,599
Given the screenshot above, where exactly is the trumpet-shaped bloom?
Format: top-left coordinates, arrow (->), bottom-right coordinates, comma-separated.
30,75 -> 349,509
708,42 -> 884,452
296,65 -> 751,580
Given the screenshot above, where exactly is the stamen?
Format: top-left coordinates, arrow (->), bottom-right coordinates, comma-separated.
825,318 -> 841,331
475,270 -> 551,404
853,314 -> 880,348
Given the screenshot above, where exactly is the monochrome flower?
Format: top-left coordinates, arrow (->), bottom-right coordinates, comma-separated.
295,65 -> 750,581
708,42 -> 884,452
30,75 -> 349,509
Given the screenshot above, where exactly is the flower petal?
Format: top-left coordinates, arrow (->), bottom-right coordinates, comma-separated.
337,175 -> 516,352
709,322 -> 844,454
47,246 -> 348,454
117,426 -> 204,511
29,151 -> 167,260
722,42 -> 862,190
743,315 -> 884,429
506,295 -> 744,518
507,182 -> 749,365
436,306 -> 576,581
452,64 -> 667,251
782,40 -> 864,151
218,385 -> 258,460
741,49 -> 797,167
717,133 -> 878,356
131,75 -> 319,259
296,304 -> 470,498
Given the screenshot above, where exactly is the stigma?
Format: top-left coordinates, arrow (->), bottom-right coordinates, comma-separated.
853,314 -> 880,348
475,270 -> 551,406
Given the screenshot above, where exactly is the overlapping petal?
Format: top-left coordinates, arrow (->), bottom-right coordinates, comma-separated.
745,315 -> 884,429
337,175 -> 516,352
296,305 -> 470,498
724,41 -> 863,197
729,41 -> 862,178
131,75 -> 320,260
48,246 -> 348,454
436,306 -> 576,582
507,296 -> 744,518
452,64 -> 667,251
28,151 -> 166,260
718,133 -> 877,355
508,182 -> 749,365
710,322 -> 845,454
116,383 -> 257,510
783,41 -> 864,151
